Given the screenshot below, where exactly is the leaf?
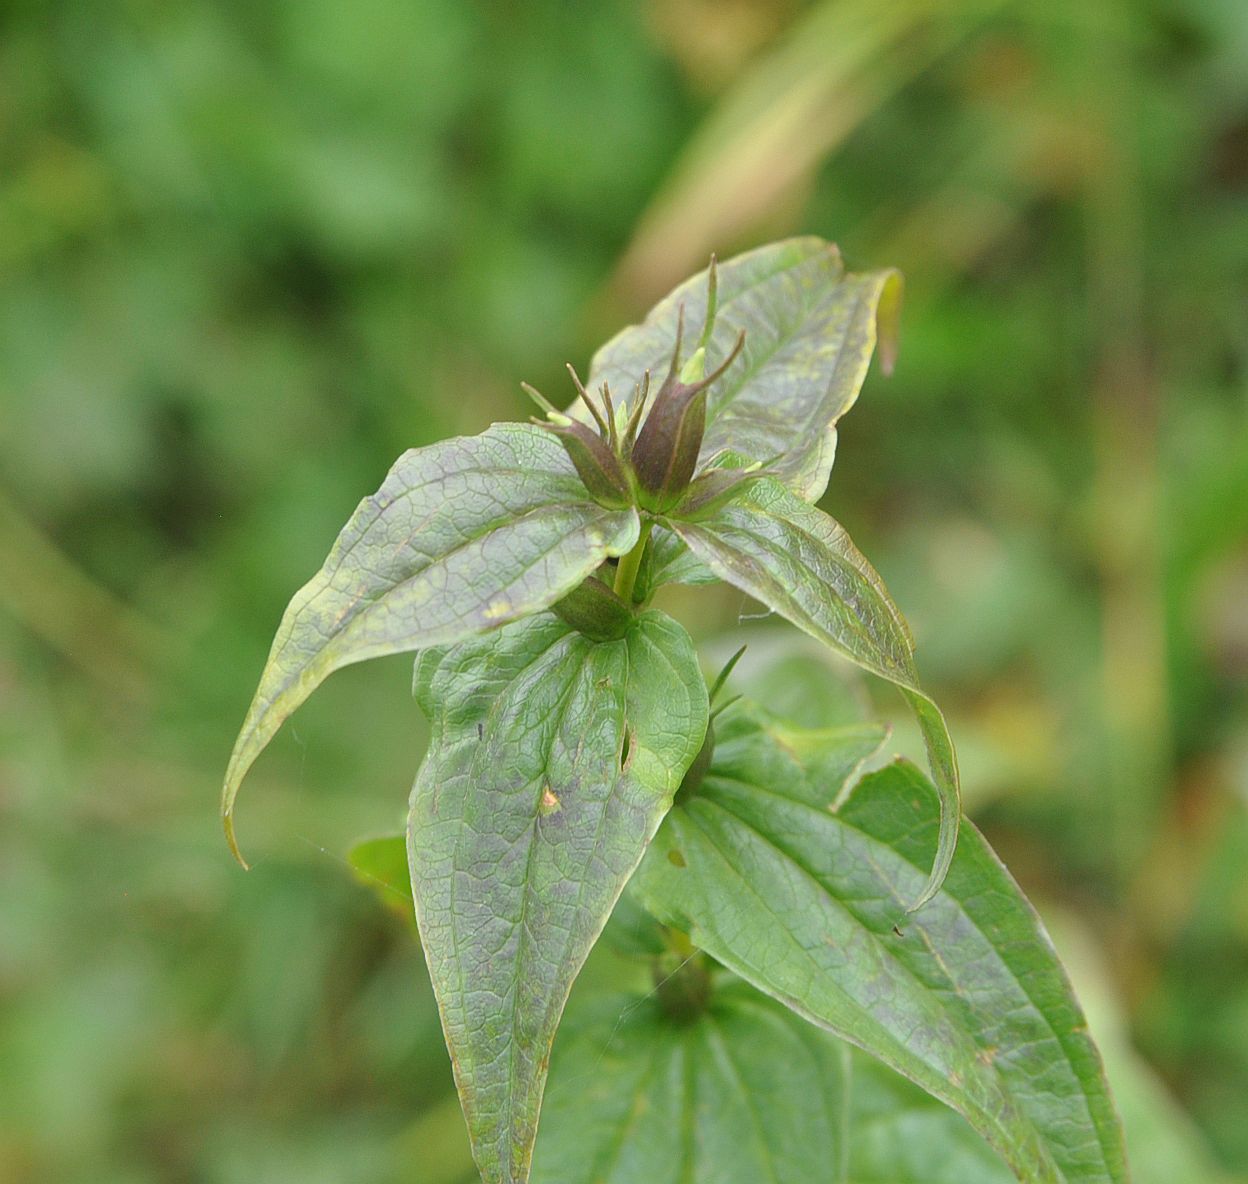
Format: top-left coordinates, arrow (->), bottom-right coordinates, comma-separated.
408,610 -> 708,1184
222,423 -> 639,863
848,1050 -> 1015,1184
588,237 -> 900,502
632,704 -> 1128,1184
1041,913 -> 1234,1184
644,525 -> 718,591
667,475 -> 959,908
727,632 -> 874,731
347,834 -> 412,917
531,980 -> 852,1184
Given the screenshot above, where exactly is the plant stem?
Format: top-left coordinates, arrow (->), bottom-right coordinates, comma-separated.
613,519 -> 652,604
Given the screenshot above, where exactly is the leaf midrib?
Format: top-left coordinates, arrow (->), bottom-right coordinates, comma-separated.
502,641 -> 590,1179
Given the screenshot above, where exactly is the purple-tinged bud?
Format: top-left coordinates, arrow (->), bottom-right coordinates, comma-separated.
631,330 -> 745,511
541,420 -> 634,509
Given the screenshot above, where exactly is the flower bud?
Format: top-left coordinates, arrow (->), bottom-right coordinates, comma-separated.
542,420 -> 634,509
631,330 -> 745,512
550,575 -> 632,641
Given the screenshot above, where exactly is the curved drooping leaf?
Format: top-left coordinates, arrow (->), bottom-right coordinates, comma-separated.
667,475 -> 959,907
408,610 -> 708,1184
587,237 -> 901,501
632,704 -> 1128,1184
848,1048 -> 1015,1184
531,981 -> 852,1184
222,423 -> 639,862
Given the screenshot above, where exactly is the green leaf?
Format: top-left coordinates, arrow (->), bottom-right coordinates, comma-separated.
644,525 -> 718,591
347,834 -> 412,917
728,633 -> 874,731
221,423 -> 639,863
408,610 -> 708,1184
588,237 -> 900,501
848,1050 -> 1014,1184
632,705 -> 1128,1184
531,980 -> 852,1184
667,475 -> 959,908
532,968 -> 1019,1184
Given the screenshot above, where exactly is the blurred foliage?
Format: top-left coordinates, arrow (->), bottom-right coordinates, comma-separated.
0,0 -> 1244,1181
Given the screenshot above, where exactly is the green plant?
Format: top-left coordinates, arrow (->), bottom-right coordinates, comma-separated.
223,239 -> 1127,1184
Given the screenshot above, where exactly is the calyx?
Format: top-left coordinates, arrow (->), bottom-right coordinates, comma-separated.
523,256 -> 751,516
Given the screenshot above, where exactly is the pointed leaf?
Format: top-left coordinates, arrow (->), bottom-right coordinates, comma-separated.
632,705 -> 1128,1184
408,610 -> 708,1184
668,476 -> 959,907
531,981 -> 852,1184
222,423 -> 639,861
588,238 -> 900,501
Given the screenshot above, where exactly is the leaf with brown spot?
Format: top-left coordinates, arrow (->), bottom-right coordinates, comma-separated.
221,423 -> 639,863
408,610 -> 708,1184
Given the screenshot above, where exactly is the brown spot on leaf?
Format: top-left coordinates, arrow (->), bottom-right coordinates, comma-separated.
539,786 -> 561,815
668,849 -> 687,868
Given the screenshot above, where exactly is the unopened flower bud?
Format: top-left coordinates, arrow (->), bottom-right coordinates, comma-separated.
550,575 -> 632,641
543,420 -> 634,509
631,331 -> 745,512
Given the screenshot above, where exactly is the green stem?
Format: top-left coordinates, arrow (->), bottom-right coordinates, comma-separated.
613,519 -> 652,604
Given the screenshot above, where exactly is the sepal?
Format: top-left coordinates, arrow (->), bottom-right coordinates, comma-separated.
550,575 -> 633,641
539,419 -> 634,509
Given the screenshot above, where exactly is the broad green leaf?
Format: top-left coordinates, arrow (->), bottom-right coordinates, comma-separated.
587,237 -> 900,501
222,423 -> 639,862
408,610 -> 708,1184
632,705 -> 1128,1184
849,1048 -> 1014,1183
531,980 -> 852,1184
668,475 -> 959,907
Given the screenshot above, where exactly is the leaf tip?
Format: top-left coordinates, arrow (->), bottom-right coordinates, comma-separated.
222,807 -> 251,871
903,796 -> 957,914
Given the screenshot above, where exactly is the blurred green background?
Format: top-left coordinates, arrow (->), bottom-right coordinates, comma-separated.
2,0 -> 1245,1181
